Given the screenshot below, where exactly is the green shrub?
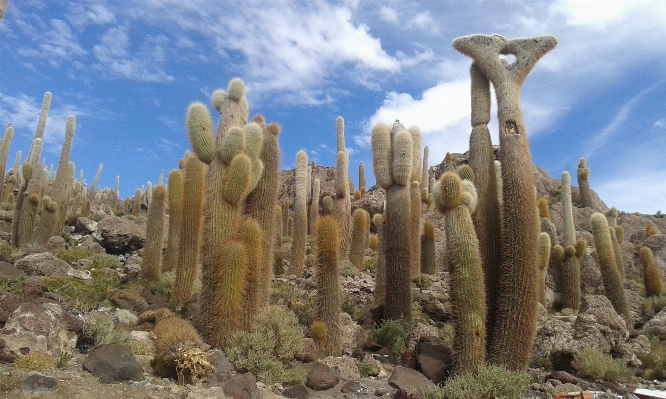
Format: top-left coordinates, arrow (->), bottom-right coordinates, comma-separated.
437,324 -> 455,347
56,351 -> 73,368
637,336 -> 666,381
341,293 -> 361,319
82,313 -> 131,347
355,359 -> 375,377
90,253 -> 122,269
272,281 -> 316,327
340,259 -> 359,277
225,306 -> 306,386
43,269 -> 120,311
147,270 -> 176,296
369,319 -> 415,356
363,256 -> 377,272
0,242 -> 16,260
423,364 -> 530,399
0,275 -> 26,297
90,213 -> 105,222
571,347 -> 635,382
413,273 -> 432,290
644,291 -> 666,318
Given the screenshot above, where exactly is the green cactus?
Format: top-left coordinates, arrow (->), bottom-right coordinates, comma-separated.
349,208 -> 369,271
577,158 -> 593,209
238,218 -> 263,331
590,213 -> 631,327
16,163 -> 42,247
538,197 -> 550,219
81,199 -> 91,218
359,161 -> 366,193
537,232 -> 551,307
560,171 -> 581,312
609,227 -> 625,285
291,150 -> 308,276
27,92 -> 51,163
466,63 -> 502,348
170,156 -> 205,309
434,172 -> 486,374
409,127 -> 423,278
163,169 -> 183,273
275,204 -> 283,246
373,213 -> 386,306
245,119 -> 281,306
372,122 -> 413,321
141,184 -> 167,282
282,196 -> 290,237
322,195 -> 333,215
640,246 -> 663,297
420,220 -> 436,275
309,179 -> 320,237
606,206 -> 618,227
132,188 -> 142,216
0,123 -> 14,200
615,226 -> 625,244
334,117 -> 351,259
315,216 -> 342,356
454,34 -> 557,371
211,239 -> 247,347
421,146 -> 429,194
88,163 -> 103,203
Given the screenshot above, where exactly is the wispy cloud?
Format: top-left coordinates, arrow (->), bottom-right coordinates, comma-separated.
18,19 -> 85,66
67,4 -> 116,28
379,6 -> 399,25
596,171 -> 666,214
405,11 -> 439,35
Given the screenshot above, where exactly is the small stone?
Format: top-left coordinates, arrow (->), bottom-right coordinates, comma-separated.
374,388 -> 389,396
340,380 -> 363,393
21,373 -> 58,393
282,383 -> 310,399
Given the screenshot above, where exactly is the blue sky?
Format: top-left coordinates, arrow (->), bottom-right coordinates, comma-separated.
1,0 -> 665,213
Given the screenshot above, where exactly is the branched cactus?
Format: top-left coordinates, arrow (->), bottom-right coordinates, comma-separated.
371,122 -> 413,321
275,204 -> 282,247
577,158 -> 593,209
163,169 -> 183,273
170,156 -> 205,309
590,213 -> 631,327
141,185 -> 167,282
453,34 -> 557,370
433,172 -> 486,374
640,246 -> 663,297
291,150 -> 308,276
421,220 -> 436,275
315,216 -> 342,356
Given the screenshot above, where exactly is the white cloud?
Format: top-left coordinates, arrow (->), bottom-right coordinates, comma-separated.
596,171 -> 666,214
68,4 -> 116,27
405,11 -> 439,35
0,92 -> 86,155
379,6 -> 399,25
18,19 -> 86,65
92,27 -> 174,83
655,119 -> 666,129
549,0 -> 644,31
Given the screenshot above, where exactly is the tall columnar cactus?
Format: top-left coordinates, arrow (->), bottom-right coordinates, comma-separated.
560,171 -> 581,311
454,34 -> 557,370
334,117 -> 352,258
577,158 -> 593,209
359,161 -> 366,195
537,232 -> 551,306
315,216 -> 342,356
87,163 -> 103,202
141,184 -> 167,282
538,197 -> 550,219
275,204 -> 283,246
0,123 -> 14,200
27,92 -> 52,163
211,239 -> 248,347
647,223 -> 661,237
16,163 -> 41,247
309,178 -> 320,236
186,79 -> 264,342
132,188 -> 142,216
110,176 -> 120,212
640,246 -> 663,297
54,161 -> 75,233
615,226 -> 625,244
349,208 -> 369,271
373,213 -> 386,306
609,227 -> 625,284
433,172 -> 486,374
245,119 -> 281,306
34,115 -> 76,244
163,169 -> 184,272
371,122 -> 413,321
422,146 -> 429,192
421,220 -> 436,275
466,62 -> 502,345
409,127 -> 423,278
606,206 -> 618,227
170,156 -> 205,309
145,181 -> 153,208
291,150 -> 308,276
238,218 -> 263,331
282,196 -> 290,237
322,196 -> 333,215
590,213 -> 631,327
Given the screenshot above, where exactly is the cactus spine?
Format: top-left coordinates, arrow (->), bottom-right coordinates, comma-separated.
409,127 -> 422,278
371,122 -> 413,321
349,208 -> 369,271
315,216 -> 342,356
142,185 -> 167,282
560,171 -> 581,311
245,120 -> 281,305
163,169 -> 184,273
434,172 -> 486,374
291,150 -> 308,276
421,220 -> 436,275
333,117 -> 351,258
590,213 -> 631,327
211,239 -> 247,347
577,158 -> 593,209
373,213 -> 386,306
454,34 -> 557,370
466,63 -> 502,345
170,157 -> 205,308
640,246 -> 663,297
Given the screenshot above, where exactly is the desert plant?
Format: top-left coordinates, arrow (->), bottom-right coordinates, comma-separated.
13,352 -> 54,371
333,117 -> 352,259
571,347 -> 635,382
82,313 -> 131,347
314,215 -> 341,356
309,178 -> 320,236
423,364 -> 531,399
560,171 -> 582,311
637,336 -> 666,381
369,319 -> 414,357
577,158 -> 593,209
349,208 -> 369,271
647,223 -> 661,237
225,306 -> 306,386
421,220 -> 436,274
141,184 -> 167,282
373,213 -> 386,306
641,246 -> 664,297
162,169 -> 183,272
290,151 -> 308,276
